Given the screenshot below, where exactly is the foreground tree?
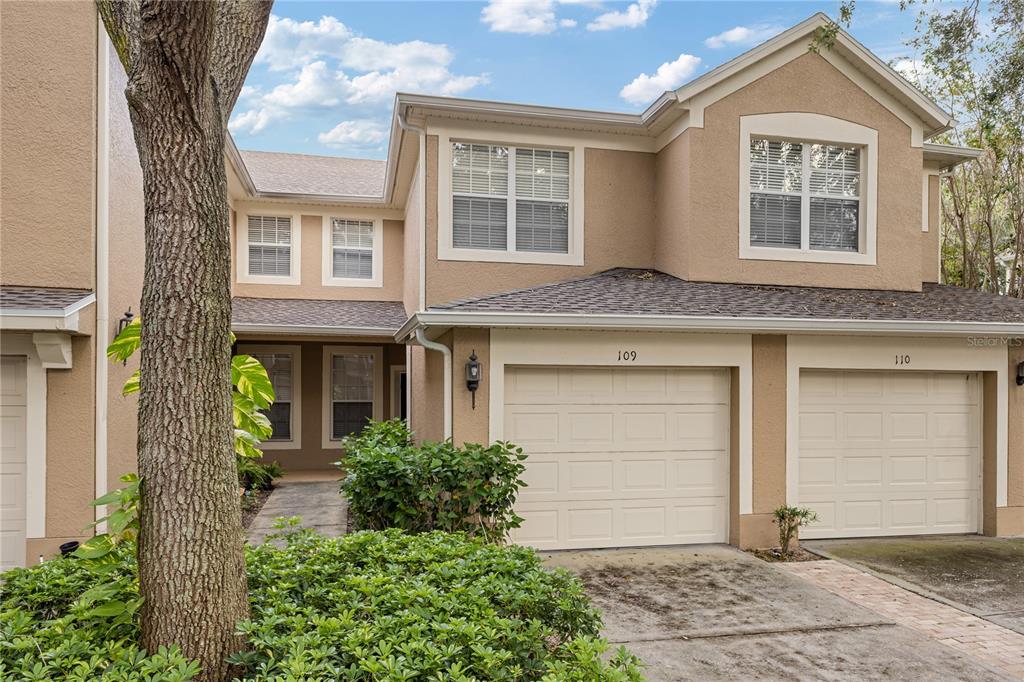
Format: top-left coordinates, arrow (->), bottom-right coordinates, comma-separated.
96,1 -> 272,679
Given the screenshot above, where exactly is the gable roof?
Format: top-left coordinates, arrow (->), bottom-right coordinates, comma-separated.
398,269 -> 1024,338
227,12 -> 963,203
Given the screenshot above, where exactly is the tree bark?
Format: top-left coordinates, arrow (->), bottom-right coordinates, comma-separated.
97,2 -> 271,679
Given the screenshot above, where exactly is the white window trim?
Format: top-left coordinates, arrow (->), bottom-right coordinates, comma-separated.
237,344 -> 302,451
437,129 -> 585,266
321,345 -> 384,449
321,216 -> 384,288
236,212 -> 302,285
739,113 -> 877,266
390,365 -> 407,420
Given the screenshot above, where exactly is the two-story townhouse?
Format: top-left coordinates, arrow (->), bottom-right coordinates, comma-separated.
2,7 -> 1022,569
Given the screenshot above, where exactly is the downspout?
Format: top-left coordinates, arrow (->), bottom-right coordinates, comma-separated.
397,109 -> 427,312
94,24 -> 111,528
415,328 -> 452,440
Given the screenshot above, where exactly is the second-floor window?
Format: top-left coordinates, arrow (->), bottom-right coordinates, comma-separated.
452,143 -> 571,255
748,138 -> 862,253
331,219 -> 374,279
247,215 -> 292,276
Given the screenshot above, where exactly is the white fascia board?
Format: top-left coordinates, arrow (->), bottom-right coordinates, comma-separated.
231,322 -> 397,337
395,92 -> 645,128
397,310 -> 1024,341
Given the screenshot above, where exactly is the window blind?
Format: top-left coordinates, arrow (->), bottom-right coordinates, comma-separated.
330,354 -> 374,440
452,143 -> 509,250
515,148 -> 569,253
247,215 -> 291,276
253,353 -> 292,440
809,144 -> 860,252
331,219 -> 374,279
749,140 -> 802,249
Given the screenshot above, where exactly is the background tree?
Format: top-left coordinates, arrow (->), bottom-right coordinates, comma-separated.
825,0 -> 1024,296
95,2 -> 272,679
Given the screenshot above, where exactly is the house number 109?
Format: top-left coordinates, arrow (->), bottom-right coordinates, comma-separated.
895,354 -> 911,366
618,350 -> 637,362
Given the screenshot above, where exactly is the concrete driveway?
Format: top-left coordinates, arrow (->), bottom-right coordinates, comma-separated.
543,546 -> 1010,681
806,535 -> 1024,635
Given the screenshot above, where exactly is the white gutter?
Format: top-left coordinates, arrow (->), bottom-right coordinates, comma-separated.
94,25 -> 111,528
397,310 -> 1024,341
231,322 -> 398,337
415,328 -> 452,440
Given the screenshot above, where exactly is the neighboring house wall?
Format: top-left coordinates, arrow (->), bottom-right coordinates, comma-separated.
921,169 -> 942,283
423,138 -> 658,307
659,53 -> 926,292
105,42 -> 145,495
1,1 -> 97,289
230,205 -> 405,302
1004,342 -> 1024,534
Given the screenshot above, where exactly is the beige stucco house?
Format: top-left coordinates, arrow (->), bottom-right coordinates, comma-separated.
2,6 -> 1022,568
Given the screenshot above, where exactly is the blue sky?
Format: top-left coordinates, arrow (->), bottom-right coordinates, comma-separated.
230,0 -> 929,159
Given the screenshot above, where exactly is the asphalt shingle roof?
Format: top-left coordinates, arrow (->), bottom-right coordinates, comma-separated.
430,268 -> 1024,324
0,286 -> 94,312
232,297 -> 407,334
240,150 -> 385,198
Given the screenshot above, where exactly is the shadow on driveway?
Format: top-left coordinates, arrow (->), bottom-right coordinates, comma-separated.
805,535 -> 1024,635
543,545 -> 1011,681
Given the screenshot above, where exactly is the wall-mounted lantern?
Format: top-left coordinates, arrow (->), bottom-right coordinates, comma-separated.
116,307 -> 135,339
1017,361 -> 1023,387
115,308 -> 135,365
466,350 -> 481,408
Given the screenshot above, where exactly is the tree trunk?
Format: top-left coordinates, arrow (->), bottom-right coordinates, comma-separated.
98,2 -> 271,679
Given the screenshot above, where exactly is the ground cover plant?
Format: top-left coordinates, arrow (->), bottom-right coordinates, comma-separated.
0,529 -> 643,681
340,420 -> 527,542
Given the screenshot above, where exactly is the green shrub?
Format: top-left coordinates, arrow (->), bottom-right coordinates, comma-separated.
1,531 -> 642,681
238,458 -> 282,491
340,419 -> 528,542
772,505 -> 818,554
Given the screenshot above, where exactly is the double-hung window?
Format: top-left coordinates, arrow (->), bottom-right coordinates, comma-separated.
332,219 -> 373,278
748,138 -> 861,253
247,216 -> 292,276
239,213 -> 300,284
241,346 -> 301,450
451,142 -> 572,256
322,346 -> 382,446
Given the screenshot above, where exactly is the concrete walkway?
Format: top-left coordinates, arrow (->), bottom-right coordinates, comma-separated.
246,477 -> 348,545
783,559 -> 1024,680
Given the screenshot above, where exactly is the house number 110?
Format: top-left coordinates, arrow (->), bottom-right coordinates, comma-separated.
895,354 -> 911,366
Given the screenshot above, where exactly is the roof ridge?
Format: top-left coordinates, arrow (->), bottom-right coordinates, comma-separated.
239,149 -> 386,164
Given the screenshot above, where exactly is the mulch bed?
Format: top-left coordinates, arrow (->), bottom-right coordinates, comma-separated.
241,488 -> 273,529
747,547 -> 825,563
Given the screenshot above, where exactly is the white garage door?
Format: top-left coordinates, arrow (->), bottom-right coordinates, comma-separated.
799,370 -> 981,539
504,366 -> 730,550
1,356 -> 28,570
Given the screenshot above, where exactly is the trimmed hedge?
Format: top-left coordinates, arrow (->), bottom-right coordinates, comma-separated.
1,529 -> 643,681
340,420 -> 527,542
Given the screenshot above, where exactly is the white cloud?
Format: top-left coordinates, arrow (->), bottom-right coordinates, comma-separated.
560,18 -> 578,28
587,0 -> 657,31
231,14 -> 487,138
481,0 -> 558,34
318,119 -> 389,148
619,53 -> 701,105
891,58 -> 931,85
254,15 -> 353,71
704,24 -> 785,49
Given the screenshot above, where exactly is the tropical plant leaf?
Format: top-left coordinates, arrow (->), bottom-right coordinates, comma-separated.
232,354 -> 275,408
233,391 -> 273,441
106,317 -> 141,363
121,370 -> 140,396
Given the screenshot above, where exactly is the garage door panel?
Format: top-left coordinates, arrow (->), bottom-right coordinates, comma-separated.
512,497 -> 728,550
506,365 -> 729,549
0,357 -> 27,570
800,370 -> 980,539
